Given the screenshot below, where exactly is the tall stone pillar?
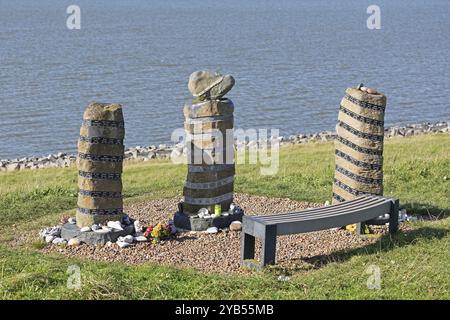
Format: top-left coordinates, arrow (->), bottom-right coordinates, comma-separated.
174,71 -> 244,231
332,86 -> 387,204
183,98 -> 235,215
76,102 -> 125,228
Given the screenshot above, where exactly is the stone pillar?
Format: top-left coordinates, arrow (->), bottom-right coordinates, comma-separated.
174,70 -> 244,231
182,99 -> 235,215
332,86 -> 387,204
76,102 -> 125,228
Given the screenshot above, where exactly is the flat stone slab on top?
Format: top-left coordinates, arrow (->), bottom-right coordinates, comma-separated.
174,211 -> 244,231
61,223 -> 135,245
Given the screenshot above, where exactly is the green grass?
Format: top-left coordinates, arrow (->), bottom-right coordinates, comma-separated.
0,134 -> 449,299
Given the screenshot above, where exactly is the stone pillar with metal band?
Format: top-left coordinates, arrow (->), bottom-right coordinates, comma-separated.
76,102 -> 125,228
332,85 -> 387,205
182,98 -> 235,215
174,70 -> 244,231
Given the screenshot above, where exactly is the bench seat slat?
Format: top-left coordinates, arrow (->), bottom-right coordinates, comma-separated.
249,197 -> 391,224
275,201 -> 392,235
248,195 -> 382,221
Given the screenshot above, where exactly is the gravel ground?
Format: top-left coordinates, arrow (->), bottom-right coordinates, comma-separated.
37,194 -> 398,275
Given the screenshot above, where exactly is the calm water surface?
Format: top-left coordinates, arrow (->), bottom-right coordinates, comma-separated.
0,0 -> 449,158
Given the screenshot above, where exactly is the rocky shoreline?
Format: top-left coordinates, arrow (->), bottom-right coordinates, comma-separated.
1,121 -> 448,172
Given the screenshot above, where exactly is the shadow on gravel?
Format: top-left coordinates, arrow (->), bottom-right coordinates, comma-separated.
302,225 -> 449,270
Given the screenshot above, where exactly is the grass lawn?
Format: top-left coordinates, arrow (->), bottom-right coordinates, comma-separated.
0,134 -> 449,299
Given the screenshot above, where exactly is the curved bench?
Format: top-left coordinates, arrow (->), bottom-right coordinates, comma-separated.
240,195 -> 399,268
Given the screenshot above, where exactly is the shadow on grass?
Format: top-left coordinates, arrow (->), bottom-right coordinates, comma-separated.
402,202 -> 449,221
300,225 -> 449,270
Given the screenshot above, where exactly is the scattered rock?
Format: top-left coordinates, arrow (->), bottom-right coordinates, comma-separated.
118,235 -> 134,244
107,221 -> 124,231
68,217 -> 76,224
68,238 -> 81,246
117,241 -> 131,248
134,220 -> 143,233
134,236 -> 148,242
52,237 -> 67,245
3,122 -> 448,172
93,228 -> 110,234
206,227 -> 218,234
277,275 -> 290,281
122,214 -> 131,225
45,235 -> 55,243
197,208 -> 209,218
91,224 -> 101,231
80,226 -> 91,232
230,221 -> 242,231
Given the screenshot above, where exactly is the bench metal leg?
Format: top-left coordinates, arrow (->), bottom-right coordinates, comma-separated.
241,232 -> 255,265
389,199 -> 399,234
261,225 -> 277,267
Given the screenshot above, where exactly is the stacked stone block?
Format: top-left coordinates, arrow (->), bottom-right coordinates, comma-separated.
76,102 -> 125,227
182,98 -> 235,215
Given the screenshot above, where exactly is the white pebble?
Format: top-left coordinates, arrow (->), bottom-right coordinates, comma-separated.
206,227 -> 218,234
134,236 -> 148,242
80,227 -> 91,232
68,238 -> 81,246
117,241 -> 131,248
107,221 -> 124,231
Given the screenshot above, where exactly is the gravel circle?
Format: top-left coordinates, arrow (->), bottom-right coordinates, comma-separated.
41,194 -> 393,275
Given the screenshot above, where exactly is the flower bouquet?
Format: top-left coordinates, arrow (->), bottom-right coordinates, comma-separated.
143,222 -> 173,244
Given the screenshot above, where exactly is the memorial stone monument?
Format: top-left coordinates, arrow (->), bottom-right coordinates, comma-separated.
61,102 -> 134,244
332,84 -> 387,205
174,71 -> 244,231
